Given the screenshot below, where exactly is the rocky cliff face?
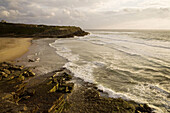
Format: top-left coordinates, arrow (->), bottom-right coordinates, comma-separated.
0,22 -> 89,38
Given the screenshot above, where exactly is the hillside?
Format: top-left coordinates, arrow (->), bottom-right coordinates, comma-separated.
0,22 -> 89,38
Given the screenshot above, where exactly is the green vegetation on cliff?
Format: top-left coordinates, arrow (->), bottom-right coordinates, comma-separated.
0,22 -> 89,38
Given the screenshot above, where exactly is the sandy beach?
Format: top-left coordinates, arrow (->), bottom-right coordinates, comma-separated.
0,38 -> 32,62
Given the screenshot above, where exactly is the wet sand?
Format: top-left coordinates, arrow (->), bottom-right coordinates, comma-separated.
0,38 -> 32,62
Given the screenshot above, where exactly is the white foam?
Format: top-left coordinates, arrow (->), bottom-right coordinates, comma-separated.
49,37 -> 168,113
49,39 -> 97,83
64,62 -> 96,83
97,84 -> 131,100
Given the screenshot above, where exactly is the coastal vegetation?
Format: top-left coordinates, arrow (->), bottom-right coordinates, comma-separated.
0,21 -> 89,38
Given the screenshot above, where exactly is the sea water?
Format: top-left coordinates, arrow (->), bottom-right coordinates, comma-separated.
49,30 -> 170,113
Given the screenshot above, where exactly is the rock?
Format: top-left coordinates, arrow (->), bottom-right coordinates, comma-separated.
28,70 -> 35,76
66,83 -> 74,92
143,104 -> 152,112
84,89 -> 100,99
23,105 -> 28,111
48,84 -> 59,93
2,94 -> 13,100
52,73 -> 58,78
15,83 -> 27,93
9,65 -> 23,71
26,89 -> 35,96
62,72 -> 72,81
53,78 -> 59,83
136,104 -> 152,113
47,81 -> 52,85
0,62 -> 10,67
7,76 -> 15,80
23,71 -> 29,77
17,75 -> 25,81
58,87 -> 66,92
48,95 -> 65,112
22,96 -> 31,100
136,110 -> 142,113
3,69 -> 11,75
28,59 -> 34,62
1,72 -> 8,78
28,58 -> 40,62
31,106 -> 39,113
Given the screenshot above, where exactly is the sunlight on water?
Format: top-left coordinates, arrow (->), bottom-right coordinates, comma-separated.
50,30 -> 170,113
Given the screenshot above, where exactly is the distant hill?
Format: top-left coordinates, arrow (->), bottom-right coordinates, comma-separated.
0,22 -> 89,38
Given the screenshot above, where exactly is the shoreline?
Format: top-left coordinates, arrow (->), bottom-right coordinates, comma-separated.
0,38 -> 32,63
0,38 -> 153,112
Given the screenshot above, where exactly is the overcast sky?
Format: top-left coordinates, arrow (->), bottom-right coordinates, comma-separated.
0,0 -> 170,29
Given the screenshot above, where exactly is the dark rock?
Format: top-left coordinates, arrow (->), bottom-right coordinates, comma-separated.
143,104 -> 152,112
28,59 -> 34,62
22,71 -> 29,77
7,75 -> 15,80
62,72 -> 72,81
28,70 -> 35,76
136,104 -> 152,113
48,84 -> 59,93
3,69 -> 11,75
21,96 -> 31,100
1,72 -> 8,78
25,89 -> 35,96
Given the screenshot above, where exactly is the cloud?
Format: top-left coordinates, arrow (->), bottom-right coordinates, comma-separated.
0,0 -> 170,29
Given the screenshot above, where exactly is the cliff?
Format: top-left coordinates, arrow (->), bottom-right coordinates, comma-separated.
0,22 -> 89,38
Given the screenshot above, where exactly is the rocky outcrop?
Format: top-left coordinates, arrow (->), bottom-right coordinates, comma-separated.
0,22 -> 89,38
0,62 -> 74,112
0,62 -> 152,113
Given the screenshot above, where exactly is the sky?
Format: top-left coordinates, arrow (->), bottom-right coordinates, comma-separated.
0,0 -> 170,29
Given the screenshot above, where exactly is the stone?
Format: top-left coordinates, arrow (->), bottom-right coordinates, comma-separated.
58,87 -> 66,92
53,78 -> 58,83
143,104 -> 152,112
28,70 -> 35,76
3,69 -> 11,75
1,72 -> 8,78
66,83 -> 74,92
65,86 -> 69,93
49,84 -> 59,93
17,75 -> 25,81
22,96 -> 31,100
0,76 -> 2,80
23,71 -> 29,77
23,105 -> 27,111
15,83 -> 27,92
62,72 -> 72,80
7,76 -> 15,80
28,59 -> 34,62
47,81 -> 52,85
31,106 -> 39,113
2,94 -> 13,100
26,89 -> 35,96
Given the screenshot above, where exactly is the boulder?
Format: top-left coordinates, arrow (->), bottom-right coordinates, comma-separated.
25,89 -> 35,96
49,84 -> 59,93
1,72 -> 8,78
62,72 -> 72,80
3,69 -> 11,75
28,70 -> 35,76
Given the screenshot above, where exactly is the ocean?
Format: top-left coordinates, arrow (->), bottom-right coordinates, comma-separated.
49,29 -> 170,113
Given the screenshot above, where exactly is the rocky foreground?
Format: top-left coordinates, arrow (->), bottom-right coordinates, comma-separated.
0,62 -> 152,113
0,22 -> 89,38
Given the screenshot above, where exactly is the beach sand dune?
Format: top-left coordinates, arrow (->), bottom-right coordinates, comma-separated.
0,38 -> 32,62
